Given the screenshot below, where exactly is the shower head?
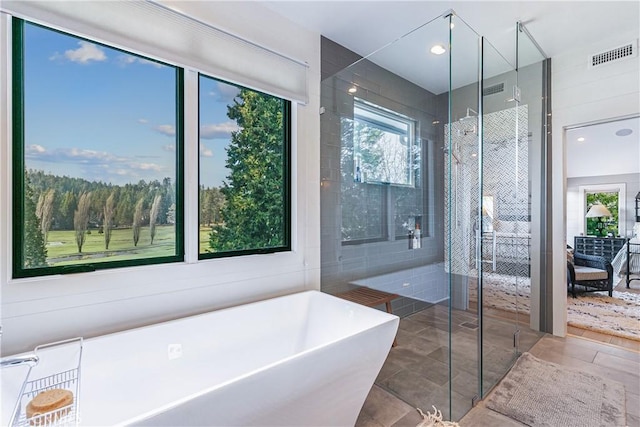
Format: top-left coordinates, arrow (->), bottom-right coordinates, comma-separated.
459,108 -> 478,121
442,147 -> 462,164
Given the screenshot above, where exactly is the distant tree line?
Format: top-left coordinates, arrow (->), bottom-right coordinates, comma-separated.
25,170 -> 176,255
27,170 -> 176,233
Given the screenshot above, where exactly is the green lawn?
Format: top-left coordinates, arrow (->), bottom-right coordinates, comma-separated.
46,226 -> 176,266
45,225 -> 216,265
200,226 -> 213,254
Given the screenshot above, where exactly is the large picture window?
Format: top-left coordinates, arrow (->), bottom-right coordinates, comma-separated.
198,74 -> 291,258
12,19 -> 183,278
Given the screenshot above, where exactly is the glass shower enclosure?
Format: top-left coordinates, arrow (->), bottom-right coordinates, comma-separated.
320,10 -> 547,421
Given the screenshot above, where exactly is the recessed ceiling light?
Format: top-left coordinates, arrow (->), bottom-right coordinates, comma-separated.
430,44 -> 446,55
348,86 -> 357,94
577,137 -> 585,142
615,128 -> 633,137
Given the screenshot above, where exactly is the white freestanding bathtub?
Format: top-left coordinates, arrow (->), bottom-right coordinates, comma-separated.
1,290 -> 398,426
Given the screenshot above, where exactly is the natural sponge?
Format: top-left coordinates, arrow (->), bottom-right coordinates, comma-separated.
26,388 -> 73,425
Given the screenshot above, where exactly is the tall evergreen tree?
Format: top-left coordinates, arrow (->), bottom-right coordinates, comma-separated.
23,174 -> 48,268
209,89 -> 286,252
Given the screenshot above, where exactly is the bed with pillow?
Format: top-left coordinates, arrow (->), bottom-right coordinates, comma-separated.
611,237 -> 640,288
479,220 -> 531,271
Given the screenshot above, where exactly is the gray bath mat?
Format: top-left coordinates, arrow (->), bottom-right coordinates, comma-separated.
486,352 -> 626,427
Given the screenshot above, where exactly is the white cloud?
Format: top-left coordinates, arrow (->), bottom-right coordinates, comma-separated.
138,118 -> 148,124
209,82 -> 240,102
26,145 -> 117,163
200,143 -> 213,157
155,125 -> 176,137
118,55 -> 136,66
117,55 -> 164,68
130,162 -> 163,172
25,144 -> 167,180
27,144 -> 46,154
61,41 -> 107,64
138,58 -> 164,69
163,144 -> 176,152
200,121 -> 239,139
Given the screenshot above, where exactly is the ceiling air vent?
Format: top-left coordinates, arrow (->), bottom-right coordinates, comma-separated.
589,40 -> 637,68
483,82 -> 504,96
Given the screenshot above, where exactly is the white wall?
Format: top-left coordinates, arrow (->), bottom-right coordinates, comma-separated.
551,32 -> 640,336
0,2 -> 321,355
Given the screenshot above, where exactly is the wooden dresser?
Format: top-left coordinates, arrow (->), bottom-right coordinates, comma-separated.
573,236 -> 627,262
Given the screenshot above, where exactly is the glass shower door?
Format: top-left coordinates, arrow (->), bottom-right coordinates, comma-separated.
479,38 -> 522,396
446,13 -> 482,418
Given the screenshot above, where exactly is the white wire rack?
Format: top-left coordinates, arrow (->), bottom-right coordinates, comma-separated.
8,338 -> 83,427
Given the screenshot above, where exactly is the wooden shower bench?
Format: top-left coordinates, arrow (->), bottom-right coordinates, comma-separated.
336,287 -> 399,347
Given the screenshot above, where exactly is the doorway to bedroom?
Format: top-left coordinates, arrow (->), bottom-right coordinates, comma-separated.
564,115 -> 640,348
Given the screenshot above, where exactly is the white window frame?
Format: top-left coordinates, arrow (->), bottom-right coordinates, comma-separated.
578,183 -> 626,237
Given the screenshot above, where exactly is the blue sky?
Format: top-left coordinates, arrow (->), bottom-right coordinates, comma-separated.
23,22 -> 238,188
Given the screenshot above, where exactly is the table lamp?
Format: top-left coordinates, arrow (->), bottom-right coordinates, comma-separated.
585,203 -> 612,237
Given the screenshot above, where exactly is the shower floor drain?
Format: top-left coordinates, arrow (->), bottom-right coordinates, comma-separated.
460,322 -> 479,330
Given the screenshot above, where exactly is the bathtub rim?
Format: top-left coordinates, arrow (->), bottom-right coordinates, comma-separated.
116,290 -> 398,425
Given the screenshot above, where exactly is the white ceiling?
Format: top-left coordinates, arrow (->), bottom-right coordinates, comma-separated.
262,1 -> 640,176
264,1 -> 639,94
263,1 -> 639,61
566,117 -> 640,178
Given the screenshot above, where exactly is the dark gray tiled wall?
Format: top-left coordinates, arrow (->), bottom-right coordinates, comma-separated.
320,37 -> 446,317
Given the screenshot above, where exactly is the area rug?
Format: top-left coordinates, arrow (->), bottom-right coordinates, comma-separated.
468,272 -> 640,341
486,352 -> 626,427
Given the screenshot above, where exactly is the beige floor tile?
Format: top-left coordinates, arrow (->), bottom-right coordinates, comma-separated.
459,404 -> 527,427
610,336 -> 640,352
567,325 -> 585,336
581,329 -> 613,343
627,392 -> 640,417
358,305 -> 640,427
359,385 -> 414,427
594,352 -> 640,375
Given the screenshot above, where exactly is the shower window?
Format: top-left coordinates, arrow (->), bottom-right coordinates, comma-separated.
341,100 -> 423,244
352,99 -> 416,186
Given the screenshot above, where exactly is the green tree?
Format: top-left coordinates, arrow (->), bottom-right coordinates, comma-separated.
104,191 -> 116,250
149,194 -> 162,244
58,191 -> 77,230
586,192 -> 619,236
209,89 -> 286,252
74,192 -> 92,253
36,188 -> 55,241
200,186 -> 225,226
166,203 -> 176,225
132,198 -> 144,246
23,174 -> 48,268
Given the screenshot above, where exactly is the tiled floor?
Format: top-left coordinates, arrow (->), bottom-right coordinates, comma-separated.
460,333 -> 640,427
356,302 -> 544,426
356,307 -> 640,427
